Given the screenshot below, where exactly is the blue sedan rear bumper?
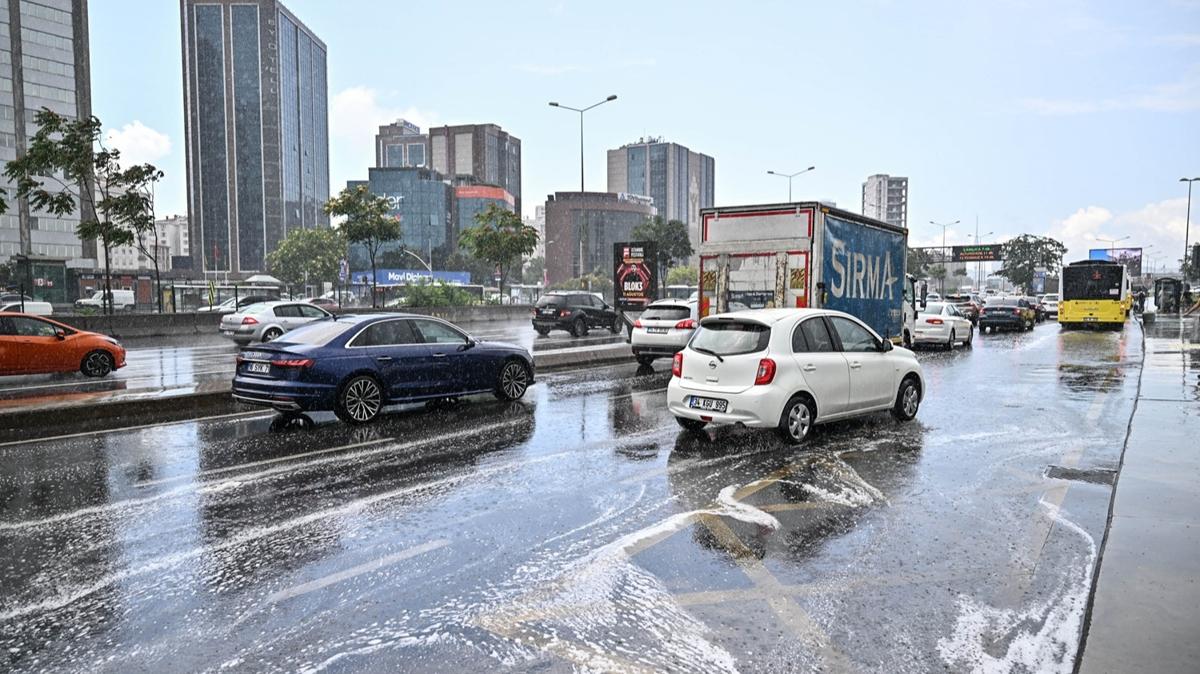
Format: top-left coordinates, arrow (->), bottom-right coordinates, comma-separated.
232,375 -> 337,412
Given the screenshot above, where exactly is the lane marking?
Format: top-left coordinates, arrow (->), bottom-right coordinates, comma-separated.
266,539 -> 449,603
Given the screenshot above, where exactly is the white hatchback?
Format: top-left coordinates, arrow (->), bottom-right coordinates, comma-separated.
667,309 -> 924,443
630,299 -> 698,365
913,301 -> 974,349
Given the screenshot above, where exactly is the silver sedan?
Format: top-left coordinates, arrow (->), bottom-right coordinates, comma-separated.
219,301 -> 333,344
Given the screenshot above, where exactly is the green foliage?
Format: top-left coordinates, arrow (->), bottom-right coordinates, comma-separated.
551,271 -> 611,295
522,256 -> 545,285
952,267 -> 969,277
632,216 -> 693,293
928,265 -> 947,280
458,203 -> 539,295
324,185 -> 401,307
3,109 -> 163,314
999,234 -> 1067,292
907,248 -> 934,277
266,227 -> 346,288
665,265 -> 698,287
402,281 -> 477,307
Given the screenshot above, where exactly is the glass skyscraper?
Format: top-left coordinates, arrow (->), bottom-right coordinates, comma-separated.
0,0 -> 93,263
607,139 -> 714,256
181,0 -> 329,275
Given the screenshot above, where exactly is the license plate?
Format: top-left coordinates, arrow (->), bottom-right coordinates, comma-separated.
1084,317 -> 1098,322
688,396 -> 728,413
646,327 -> 668,334
246,362 -> 271,374
540,309 -> 557,315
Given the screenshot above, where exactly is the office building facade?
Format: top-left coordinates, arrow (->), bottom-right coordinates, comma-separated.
345,168 -> 453,272
376,119 -> 427,168
862,174 -> 908,229
543,191 -> 656,286
0,0 -> 93,262
606,138 -> 714,252
181,0 -> 329,276
428,123 -> 521,214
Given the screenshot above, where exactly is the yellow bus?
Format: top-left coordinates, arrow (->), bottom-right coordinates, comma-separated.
1059,260 -> 1131,329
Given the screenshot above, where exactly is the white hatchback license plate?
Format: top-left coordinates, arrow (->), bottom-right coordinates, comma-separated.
688,396 -> 728,413
246,362 -> 271,374
646,327 -> 668,334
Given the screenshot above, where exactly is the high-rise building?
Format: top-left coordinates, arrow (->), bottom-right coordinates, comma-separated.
0,0 -> 94,262
376,119 -> 427,168
181,0 -> 330,276
97,214 -> 190,271
428,124 -> 521,214
543,192 -> 656,286
523,204 -> 545,259
606,138 -> 714,252
861,174 -> 908,229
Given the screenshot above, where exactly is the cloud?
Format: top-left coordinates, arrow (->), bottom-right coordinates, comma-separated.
328,86 -> 437,189
1020,68 -> 1200,114
1046,198 -> 1190,270
104,121 -> 171,166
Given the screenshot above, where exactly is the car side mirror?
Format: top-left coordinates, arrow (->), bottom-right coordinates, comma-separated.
460,338 -> 476,351
55,329 -> 66,341
879,339 -> 893,352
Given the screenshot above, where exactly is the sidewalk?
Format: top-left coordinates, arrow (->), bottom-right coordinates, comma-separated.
1080,315 -> 1200,674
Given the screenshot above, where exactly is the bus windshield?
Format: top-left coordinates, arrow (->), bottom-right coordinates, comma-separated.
1063,265 -> 1124,301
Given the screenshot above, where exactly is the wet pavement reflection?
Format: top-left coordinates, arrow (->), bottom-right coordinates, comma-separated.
0,320 -> 1145,672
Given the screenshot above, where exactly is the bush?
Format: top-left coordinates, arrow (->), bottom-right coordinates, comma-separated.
402,281 -> 477,307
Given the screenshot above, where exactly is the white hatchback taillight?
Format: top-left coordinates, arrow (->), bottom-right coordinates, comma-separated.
671,352 -> 683,377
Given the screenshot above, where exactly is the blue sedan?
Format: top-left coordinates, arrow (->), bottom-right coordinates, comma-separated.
231,313 -> 535,423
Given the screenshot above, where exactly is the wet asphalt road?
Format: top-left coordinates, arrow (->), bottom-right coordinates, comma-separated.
0,319 -> 1142,672
0,320 -> 624,410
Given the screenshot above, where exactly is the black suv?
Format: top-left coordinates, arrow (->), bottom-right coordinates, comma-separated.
532,292 -> 620,337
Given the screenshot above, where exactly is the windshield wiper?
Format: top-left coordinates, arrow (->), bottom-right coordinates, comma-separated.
692,346 -> 724,362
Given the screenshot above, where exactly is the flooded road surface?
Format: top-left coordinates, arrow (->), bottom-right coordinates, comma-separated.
0,320 -> 1142,672
0,320 -> 623,410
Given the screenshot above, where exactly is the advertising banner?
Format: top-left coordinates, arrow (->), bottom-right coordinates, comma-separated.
613,241 -> 657,311
352,269 -> 473,286
951,244 -> 1004,263
1088,248 -> 1142,277
821,214 -> 906,338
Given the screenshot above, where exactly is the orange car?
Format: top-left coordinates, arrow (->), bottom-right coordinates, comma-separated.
0,312 -> 126,377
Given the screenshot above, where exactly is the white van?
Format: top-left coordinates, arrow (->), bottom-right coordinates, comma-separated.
75,289 -> 136,311
0,301 -> 52,315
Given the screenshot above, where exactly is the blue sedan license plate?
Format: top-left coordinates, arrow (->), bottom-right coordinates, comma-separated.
246,362 -> 270,374
688,396 -> 728,413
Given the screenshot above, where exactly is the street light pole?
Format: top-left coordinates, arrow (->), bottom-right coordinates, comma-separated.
549,95 -> 618,280
1181,177 -> 1199,278
929,219 -> 960,295
766,166 -> 816,202
1092,235 -> 1130,255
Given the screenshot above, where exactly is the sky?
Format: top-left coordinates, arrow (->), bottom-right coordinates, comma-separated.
90,0 -> 1200,272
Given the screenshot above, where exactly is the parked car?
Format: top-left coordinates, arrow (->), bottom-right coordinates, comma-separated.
75,289 -> 135,312
232,314 -> 535,423
0,301 -> 52,316
197,294 -> 276,313
630,299 -> 698,366
978,297 -> 1036,332
531,291 -> 620,337
667,309 -> 924,444
0,312 -> 125,377
1042,293 -> 1060,318
943,294 -> 982,323
219,301 -> 332,345
0,293 -> 33,303
306,297 -> 339,309
913,302 -> 974,349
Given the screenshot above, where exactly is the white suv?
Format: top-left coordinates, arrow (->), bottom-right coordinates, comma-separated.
667,309 -> 924,443
630,299 -> 698,366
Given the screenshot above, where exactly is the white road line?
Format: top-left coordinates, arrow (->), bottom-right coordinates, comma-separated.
266,539 -> 449,603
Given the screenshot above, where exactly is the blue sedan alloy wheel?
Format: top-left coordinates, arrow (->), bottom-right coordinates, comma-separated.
336,375 -> 383,424
496,361 -> 530,401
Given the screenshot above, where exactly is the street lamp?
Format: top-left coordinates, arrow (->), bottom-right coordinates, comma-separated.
929,219 -> 960,295
1091,234 -> 1130,254
766,166 -> 816,202
973,229 -> 993,293
1181,177 -> 1199,278
548,94 -> 618,192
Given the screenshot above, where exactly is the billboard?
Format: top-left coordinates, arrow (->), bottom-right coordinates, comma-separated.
1088,247 -> 1142,277
821,214 -> 906,339
352,269 -> 472,286
613,241 -> 657,311
951,244 -> 1003,262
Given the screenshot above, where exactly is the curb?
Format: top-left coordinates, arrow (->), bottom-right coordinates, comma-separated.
1,345 -> 635,442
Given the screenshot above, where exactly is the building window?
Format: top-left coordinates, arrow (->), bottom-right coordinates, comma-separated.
407,142 -> 425,167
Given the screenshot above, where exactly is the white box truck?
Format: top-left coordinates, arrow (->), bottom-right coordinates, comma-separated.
698,202 -> 917,345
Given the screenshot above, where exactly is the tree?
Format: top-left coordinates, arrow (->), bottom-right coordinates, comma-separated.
666,264 -> 698,287
4,110 -> 162,314
906,247 -> 934,277
458,203 -> 539,297
928,265 -> 948,294
125,169 -> 165,312
631,216 -> 693,295
523,256 -> 545,285
999,234 -> 1067,293
266,226 -> 346,293
324,185 -> 400,308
